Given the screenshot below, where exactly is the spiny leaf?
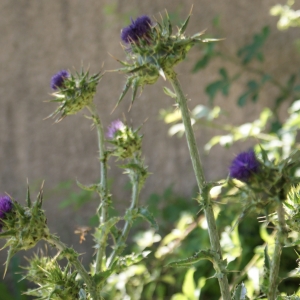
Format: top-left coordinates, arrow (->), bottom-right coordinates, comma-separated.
131,78 -> 139,109
232,283 -> 249,300
93,260 -> 118,286
179,13 -> 191,35
166,10 -> 173,36
163,87 -> 177,98
0,230 -> 16,239
26,182 -> 31,208
117,251 -> 151,271
264,246 -> 271,270
112,77 -> 133,112
168,250 -> 218,268
76,180 -> 99,192
137,207 -> 158,230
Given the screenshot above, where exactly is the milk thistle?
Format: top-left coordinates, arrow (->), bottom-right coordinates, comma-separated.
116,12 -> 231,300
48,69 -> 102,122
107,120 -> 142,159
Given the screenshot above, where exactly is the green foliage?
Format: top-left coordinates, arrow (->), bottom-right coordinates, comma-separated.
205,68 -> 231,104
232,283 -> 249,300
237,26 -> 270,64
193,19 -> 300,113
0,256 -> 29,300
57,181 -> 95,210
270,0 -> 300,30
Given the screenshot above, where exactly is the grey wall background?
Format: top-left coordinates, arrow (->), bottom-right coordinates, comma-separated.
0,0 -> 300,280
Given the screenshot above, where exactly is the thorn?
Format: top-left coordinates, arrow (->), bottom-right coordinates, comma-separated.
158,68 -> 166,81
159,11 -> 163,23
189,4 -> 194,16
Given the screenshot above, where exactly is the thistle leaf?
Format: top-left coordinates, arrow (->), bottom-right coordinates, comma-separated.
232,283 -> 249,300
131,78 -> 139,109
137,207 -> 158,230
179,14 -> 191,35
163,87 -> 177,98
168,250 -> 218,268
113,77 -> 133,112
26,182 -> 31,208
76,180 -> 99,192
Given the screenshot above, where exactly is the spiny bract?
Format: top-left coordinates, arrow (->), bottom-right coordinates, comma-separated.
48,69 -> 102,122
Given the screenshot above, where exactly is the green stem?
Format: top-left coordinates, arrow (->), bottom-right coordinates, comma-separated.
167,70 -> 231,300
45,235 -> 99,300
87,104 -> 109,273
106,164 -> 141,267
268,202 -> 287,300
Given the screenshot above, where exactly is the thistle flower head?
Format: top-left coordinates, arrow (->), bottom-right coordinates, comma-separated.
121,15 -> 152,44
229,150 -> 260,182
47,69 -> 102,122
116,11 -> 218,110
51,70 -> 70,90
0,185 -> 49,277
24,251 -> 82,299
107,120 -> 125,139
108,121 -> 142,159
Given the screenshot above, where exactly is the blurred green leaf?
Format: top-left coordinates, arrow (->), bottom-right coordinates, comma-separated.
232,283 -> 249,300
237,26 -> 270,64
193,43 -> 216,72
205,68 -> 230,103
182,268 -> 198,300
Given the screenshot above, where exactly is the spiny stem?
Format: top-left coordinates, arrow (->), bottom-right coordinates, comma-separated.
268,202 -> 287,300
45,235 -> 99,300
167,70 -> 231,300
107,160 -> 141,267
87,103 -> 109,273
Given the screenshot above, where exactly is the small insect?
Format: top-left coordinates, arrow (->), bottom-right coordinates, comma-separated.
74,226 -> 91,244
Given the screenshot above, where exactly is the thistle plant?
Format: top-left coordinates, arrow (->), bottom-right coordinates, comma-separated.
115,12 -> 231,299
226,147 -> 300,299
0,64 -> 152,299
2,8 -> 300,300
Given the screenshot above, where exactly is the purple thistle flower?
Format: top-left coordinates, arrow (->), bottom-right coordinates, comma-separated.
229,150 -> 260,182
107,120 -> 125,139
121,15 -> 152,44
51,70 -> 70,90
0,195 -> 13,231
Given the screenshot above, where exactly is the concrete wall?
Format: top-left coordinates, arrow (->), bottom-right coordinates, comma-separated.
0,0 -> 299,276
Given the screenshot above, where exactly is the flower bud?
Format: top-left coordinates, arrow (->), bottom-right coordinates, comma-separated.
48,69 -> 102,122
24,251 -> 82,299
0,187 -> 50,276
107,120 -> 142,159
228,148 -> 300,216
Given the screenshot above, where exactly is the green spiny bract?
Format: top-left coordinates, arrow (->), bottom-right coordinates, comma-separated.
23,252 -> 84,300
108,125 -> 142,159
284,185 -> 300,232
48,70 -> 102,122
0,185 -> 49,276
116,12 -> 218,109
